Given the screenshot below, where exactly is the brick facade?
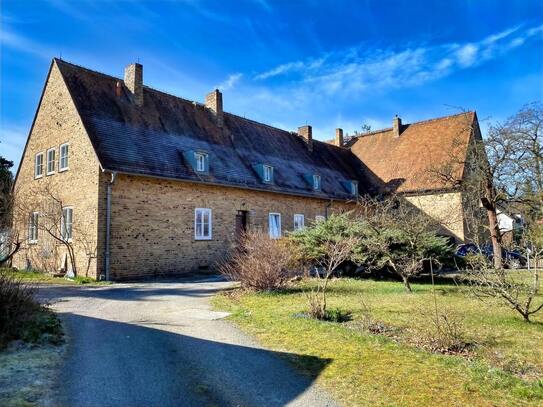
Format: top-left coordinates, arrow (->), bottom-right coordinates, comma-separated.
105,174 -> 351,280
12,62 -> 102,277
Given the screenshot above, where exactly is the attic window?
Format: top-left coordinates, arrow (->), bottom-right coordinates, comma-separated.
253,164 -> 274,184
313,175 -> 321,191
350,181 -> 358,196
263,165 -> 273,182
195,152 -> 208,172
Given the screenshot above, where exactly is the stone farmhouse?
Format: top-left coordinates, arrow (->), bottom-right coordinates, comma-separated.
12,59 -> 480,280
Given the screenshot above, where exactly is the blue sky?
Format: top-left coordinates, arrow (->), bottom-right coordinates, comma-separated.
1,0 -> 542,171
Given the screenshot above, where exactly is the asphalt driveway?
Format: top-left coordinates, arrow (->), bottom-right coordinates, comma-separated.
38,276 -> 339,407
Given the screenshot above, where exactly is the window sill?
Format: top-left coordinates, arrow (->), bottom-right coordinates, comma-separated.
58,167 -> 69,172
28,241 -> 38,245
46,172 -> 55,176
34,175 -> 44,180
194,237 -> 213,241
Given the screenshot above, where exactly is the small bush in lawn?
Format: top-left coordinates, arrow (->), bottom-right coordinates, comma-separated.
219,230 -> 297,291
0,271 -> 62,348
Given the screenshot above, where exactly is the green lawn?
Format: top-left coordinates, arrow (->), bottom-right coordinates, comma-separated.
0,269 -> 110,285
213,276 -> 543,407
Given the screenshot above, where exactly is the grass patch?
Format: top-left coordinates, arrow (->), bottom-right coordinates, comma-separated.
1,268 -> 110,285
0,341 -> 65,407
213,276 -> 543,406
0,269 -> 65,406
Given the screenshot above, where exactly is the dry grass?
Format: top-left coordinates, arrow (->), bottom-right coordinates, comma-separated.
213,276 -> 543,406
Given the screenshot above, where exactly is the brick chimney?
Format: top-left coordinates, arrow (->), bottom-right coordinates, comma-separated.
298,125 -> 313,151
335,128 -> 344,147
205,89 -> 223,127
393,115 -> 402,137
124,63 -> 143,106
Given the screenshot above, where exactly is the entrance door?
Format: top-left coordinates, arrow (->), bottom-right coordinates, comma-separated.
235,210 -> 248,241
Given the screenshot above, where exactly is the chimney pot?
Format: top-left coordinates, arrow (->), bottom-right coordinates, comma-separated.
298,125 -> 313,151
393,115 -> 402,137
205,89 -> 223,127
335,128 -> 344,147
124,63 -> 143,106
115,81 -> 122,97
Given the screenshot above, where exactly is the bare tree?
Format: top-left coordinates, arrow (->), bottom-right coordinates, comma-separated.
305,236 -> 360,319
464,253 -> 542,322
430,104 -> 543,268
13,180 -> 97,277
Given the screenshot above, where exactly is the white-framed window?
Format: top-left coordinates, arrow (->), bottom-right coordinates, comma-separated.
35,152 -> 44,178
268,213 -> 281,239
313,174 -> 321,190
61,207 -> 73,242
293,214 -> 304,231
351,181 -> 358,196
263,165 -> 273,182
59,143 -> 69,171
194,208 -> 212,240
315,215 -> 325,223
46,148 -> 56,175
195,152 -> 207,172
28,212 -> 39,243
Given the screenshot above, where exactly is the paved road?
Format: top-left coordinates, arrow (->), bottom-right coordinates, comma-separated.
38,276 -> 339,407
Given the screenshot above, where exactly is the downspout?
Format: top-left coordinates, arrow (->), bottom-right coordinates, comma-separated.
325,199 -> 333,220
104,171 -> 117,281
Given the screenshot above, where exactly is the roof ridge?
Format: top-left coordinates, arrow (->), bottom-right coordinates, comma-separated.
351,111 -> 475,140
54,58 -> 337,148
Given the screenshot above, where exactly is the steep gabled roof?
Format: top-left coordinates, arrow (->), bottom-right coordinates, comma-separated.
348,112 -> 477,194
54,58 -> 365,200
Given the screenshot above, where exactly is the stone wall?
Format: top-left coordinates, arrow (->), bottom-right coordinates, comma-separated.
12,61 -> 102,278
107,174 -> 353,280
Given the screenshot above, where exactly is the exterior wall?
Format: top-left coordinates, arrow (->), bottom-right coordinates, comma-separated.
107,174 -> 353,280
405,191 -> 466,242
12,61 -> 102,278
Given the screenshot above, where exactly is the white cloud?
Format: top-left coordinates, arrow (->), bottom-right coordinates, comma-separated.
216,73 -> 243,91
251,24 -> 543,97
456,43 -> 478,67
0,29 -> 54,60
0,123 -> 29,173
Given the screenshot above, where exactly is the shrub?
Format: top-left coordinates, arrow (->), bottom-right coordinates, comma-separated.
219,230 -> 297,291
291,213 -> 362,319
0,271 -> 62,348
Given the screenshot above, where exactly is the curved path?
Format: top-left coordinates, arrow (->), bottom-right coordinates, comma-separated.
38,276 -> 339,407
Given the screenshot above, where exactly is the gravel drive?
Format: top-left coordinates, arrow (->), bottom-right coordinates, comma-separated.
38,276 -> 339,407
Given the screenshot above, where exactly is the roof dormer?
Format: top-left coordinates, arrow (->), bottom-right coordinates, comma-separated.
253,163 -> 274,184
304,173 -> 321,191
342,180 -> 359,197
183,150 -> 210,174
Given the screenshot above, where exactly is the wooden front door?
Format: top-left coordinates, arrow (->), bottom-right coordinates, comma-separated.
235,210 -> 248,241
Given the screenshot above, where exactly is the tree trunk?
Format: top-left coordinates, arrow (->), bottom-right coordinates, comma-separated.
481,173 -> 503,269
401,274 -> 412,292
486,206 -> 503,269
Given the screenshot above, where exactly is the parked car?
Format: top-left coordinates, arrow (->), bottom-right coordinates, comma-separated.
455,243 -> 526,269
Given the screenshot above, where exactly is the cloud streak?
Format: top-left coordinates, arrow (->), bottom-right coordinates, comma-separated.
216,73 -> 243,91
252,24 -> 543,96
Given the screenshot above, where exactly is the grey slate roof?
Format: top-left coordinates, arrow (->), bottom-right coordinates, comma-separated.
56,59 -> 366,200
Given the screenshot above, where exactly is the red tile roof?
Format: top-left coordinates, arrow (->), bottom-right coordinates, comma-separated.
348,112 -> 477,194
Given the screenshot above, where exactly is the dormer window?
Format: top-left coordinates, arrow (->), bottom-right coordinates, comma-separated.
351,181 -> 358,196
313,174 -> 321,190
184,150 -> 209,174
342,180 -> 359,197
195,152 -> 207,172
253,163 -> 274,184
263,165 -> 273,182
